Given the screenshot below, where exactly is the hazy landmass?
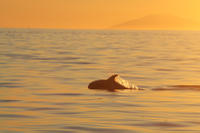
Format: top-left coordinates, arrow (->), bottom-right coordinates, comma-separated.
111,14 -> 200,30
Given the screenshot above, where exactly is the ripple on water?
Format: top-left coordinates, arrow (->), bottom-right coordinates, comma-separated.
52,112 -> 82,115
35,93 -> 85,96
0,114 -> 36,118
0,82 -> 22,88
64,126 -> 132,133
156,68 -> 176,72
1,53 -> 81,61
1,53 -> 36,60
35,130 -> 75,133
134,121 -> 187,128
32,57 -> 81,61
0,99 -> 22,103
153,85 -> 200,91
26,107 -> 62,111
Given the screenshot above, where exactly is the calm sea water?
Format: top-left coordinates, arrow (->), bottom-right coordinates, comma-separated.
1,28 -> 200,133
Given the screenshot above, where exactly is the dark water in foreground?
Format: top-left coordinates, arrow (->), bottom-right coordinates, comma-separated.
1,29 -> 200,133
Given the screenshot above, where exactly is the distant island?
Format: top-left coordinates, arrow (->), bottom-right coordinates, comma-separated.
111,14 -> 200,30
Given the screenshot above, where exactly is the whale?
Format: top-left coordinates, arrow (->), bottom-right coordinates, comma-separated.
88,74 -> 139,91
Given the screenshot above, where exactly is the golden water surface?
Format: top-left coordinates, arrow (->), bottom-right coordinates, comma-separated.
1,29 -> 200,132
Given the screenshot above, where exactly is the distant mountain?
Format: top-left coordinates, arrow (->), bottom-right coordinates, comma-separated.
111,14 -> 200,30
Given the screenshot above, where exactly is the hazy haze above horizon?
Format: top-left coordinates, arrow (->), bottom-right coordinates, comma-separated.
1,0 -> 200,30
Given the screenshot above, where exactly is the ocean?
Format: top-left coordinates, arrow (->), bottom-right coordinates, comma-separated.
1,28 -> 200,133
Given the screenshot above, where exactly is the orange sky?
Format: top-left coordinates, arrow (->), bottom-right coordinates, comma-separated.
0,0 -> 200,29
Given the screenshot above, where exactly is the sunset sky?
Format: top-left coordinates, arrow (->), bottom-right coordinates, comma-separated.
1,0 -> 200,29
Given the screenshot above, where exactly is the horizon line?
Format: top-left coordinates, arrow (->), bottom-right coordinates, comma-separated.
1,27 -> 200,32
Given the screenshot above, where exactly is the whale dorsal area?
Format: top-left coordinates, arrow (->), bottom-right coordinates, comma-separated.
88,74 -> 138,91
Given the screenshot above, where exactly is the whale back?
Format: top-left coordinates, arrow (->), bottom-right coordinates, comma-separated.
88,74 -> 138,91
88,79 -> 107,89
